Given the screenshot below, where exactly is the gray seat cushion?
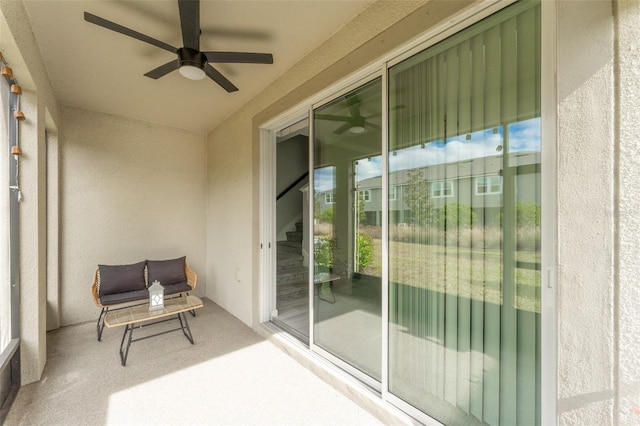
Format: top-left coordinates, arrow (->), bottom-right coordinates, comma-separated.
163,281 -> 192,296
100,288 -> 149,306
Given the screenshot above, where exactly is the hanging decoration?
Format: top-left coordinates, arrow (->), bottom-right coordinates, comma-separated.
1,51 -> 24,202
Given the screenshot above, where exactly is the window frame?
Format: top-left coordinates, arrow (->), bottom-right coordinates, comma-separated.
431,180 -> 454,198
475,175 -> 503,195
388,186 -> 397,201
324,193 -> 335,204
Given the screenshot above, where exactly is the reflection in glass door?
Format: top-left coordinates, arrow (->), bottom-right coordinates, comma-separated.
387,1 -> 540,424
313,78 -> 382,382
274,119 -> 310,342
268,1 -> 542,423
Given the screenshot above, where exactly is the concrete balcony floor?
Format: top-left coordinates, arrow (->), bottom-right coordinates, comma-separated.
5,298 -> 384,425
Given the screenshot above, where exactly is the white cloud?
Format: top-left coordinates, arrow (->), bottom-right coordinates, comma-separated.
509,118 -> 541,152
355,157 -> 382,182
313,118 -> 541,188
314,167 -> 335,192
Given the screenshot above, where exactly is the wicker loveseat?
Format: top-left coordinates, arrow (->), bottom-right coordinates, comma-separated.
91,256 -> 197,341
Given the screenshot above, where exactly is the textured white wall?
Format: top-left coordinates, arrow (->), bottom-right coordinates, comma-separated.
60,105 -> 206,326
18,92 -> 48,387
0,1 -> 60,385
556,1 -> 640,424
616,0 -> 640,424
207,113 -> 254,324
556,0 -> 615,421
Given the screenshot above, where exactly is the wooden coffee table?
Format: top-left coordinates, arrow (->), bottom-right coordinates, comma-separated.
104,295 -> 203,366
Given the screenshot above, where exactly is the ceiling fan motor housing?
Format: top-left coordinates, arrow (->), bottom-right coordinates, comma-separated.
178,47 -> 207,70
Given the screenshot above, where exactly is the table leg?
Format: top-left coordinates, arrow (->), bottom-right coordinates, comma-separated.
328,282 -> 335,303
178,312 -> 195,344
316,281 -> 336,304
119,324 -> 134,366
97,308 -> 107,342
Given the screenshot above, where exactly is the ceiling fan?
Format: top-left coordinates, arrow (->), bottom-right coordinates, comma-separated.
84,0 -> 273,92
315,95 -> 382,135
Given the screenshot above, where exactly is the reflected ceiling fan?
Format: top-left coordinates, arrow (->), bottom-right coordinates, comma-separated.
84,0 -> 273,92
315,95 -> 381,135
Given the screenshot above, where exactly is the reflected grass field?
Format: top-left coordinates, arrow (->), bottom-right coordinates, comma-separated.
365,238 -> 540,313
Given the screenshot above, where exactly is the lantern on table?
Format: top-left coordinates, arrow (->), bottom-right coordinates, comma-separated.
149,280 -> 165,311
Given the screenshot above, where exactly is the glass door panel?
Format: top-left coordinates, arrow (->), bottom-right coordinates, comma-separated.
388,1 -> 541,424
274,119 -> 310,342
313,78 -> 382,381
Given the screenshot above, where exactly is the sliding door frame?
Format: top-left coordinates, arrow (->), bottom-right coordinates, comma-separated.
259,0 -> 557,423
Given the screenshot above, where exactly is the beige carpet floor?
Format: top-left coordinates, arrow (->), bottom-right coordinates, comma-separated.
5,298 -> 382,425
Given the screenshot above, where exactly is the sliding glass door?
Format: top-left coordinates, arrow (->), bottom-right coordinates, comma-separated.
387,1 -> 540,424
270,1 -> 542,423
312,78 -> 382,382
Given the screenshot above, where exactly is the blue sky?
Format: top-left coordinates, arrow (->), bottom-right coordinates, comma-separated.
314,118 -> 540,192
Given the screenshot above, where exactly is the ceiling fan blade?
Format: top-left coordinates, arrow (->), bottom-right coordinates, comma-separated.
84,12 -> 177,54
204,64 -> 238,92
315,114 -> 350,122
203,52 -> 273,64
178,0 -> 200,50
334,122 -> 352,135
144,60 -> 180,79
366,122 -> 382,130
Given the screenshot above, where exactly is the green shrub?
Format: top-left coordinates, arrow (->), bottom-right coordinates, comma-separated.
356,233 -> 374,272
314,237 -> 334,272
435,203 -> 476,229
516,203 -> 541,227
314,233 -> 374,273
318,207 -> 334,224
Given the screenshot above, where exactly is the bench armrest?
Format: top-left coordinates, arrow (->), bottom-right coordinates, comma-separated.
185,262 -> 197,291
91,268 -> 103,308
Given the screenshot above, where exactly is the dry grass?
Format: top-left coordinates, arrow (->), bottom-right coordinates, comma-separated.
386,224 -> 540,251
363,237 -> 540,313
314,223 -> 541,313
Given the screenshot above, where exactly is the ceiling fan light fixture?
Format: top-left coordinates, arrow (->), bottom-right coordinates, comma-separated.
179,65 -> 206,80
349,125 -> 365,134
177,47 -> 207,80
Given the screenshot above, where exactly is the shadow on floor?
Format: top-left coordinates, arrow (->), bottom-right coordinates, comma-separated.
6,298 -> 381,425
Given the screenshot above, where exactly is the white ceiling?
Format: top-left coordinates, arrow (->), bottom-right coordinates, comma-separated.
22,0 -> 374,133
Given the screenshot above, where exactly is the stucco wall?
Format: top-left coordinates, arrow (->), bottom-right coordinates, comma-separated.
556,1 -> 640,424
616,1 -> 640,424
60,105 -> 206,326
207,111 -> 254,324
205,0 -> 476,326
556,0 -> 616,422
0,0 -> 60,385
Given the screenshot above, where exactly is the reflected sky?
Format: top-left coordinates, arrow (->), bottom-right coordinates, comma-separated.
314,118 -> 540,192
